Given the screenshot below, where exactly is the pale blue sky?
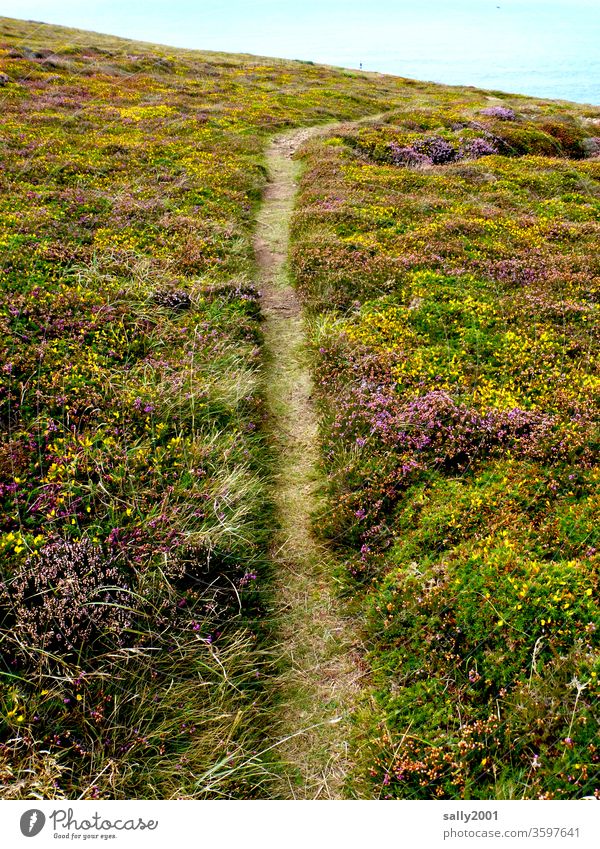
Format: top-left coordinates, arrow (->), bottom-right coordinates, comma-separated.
2,1 -> 599,102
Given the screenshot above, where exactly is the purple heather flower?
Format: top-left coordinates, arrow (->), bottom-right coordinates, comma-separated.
481,105 -> 516,120
463,137 -> 498,159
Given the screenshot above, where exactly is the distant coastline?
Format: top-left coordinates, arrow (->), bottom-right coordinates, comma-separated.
356,58 -> 600,106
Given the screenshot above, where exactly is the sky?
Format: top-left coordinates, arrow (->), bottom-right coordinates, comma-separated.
2,0 -> 599,102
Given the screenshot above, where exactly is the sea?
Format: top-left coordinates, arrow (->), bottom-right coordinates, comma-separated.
313,0 -> 600,106
202,0 -> 600,106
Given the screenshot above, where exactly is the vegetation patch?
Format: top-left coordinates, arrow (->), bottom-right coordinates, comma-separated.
0,15 -> 417,798
292,89 -> 600,799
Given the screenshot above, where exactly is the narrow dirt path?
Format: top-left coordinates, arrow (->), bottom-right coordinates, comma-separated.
255,127 -> 364,799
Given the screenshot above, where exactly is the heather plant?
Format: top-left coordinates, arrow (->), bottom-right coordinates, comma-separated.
412,134 -> 458,163
4,538 -> 131,654
389,133 -> 498,166
389,141 -> 431,167
581,136 -> 600,158
150,288 -> 192,311
481,105 -> 517,120
461,136 -> 498,158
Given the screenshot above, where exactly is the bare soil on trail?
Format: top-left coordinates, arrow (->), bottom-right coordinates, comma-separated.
255,127 -> 366,800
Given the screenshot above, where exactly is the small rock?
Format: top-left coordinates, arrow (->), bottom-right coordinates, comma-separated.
12,46 -> 53,60
0,72 -> 10,86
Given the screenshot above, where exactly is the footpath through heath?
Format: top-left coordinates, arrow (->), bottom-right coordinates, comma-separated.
255,127 -> 365,800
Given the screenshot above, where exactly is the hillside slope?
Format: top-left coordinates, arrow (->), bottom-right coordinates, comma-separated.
0,15 -> 598,800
